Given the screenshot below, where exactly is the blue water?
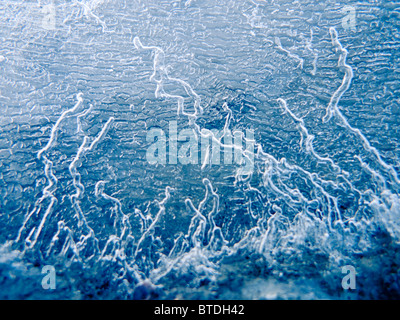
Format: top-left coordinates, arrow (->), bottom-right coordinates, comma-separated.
1,0 -> 400,299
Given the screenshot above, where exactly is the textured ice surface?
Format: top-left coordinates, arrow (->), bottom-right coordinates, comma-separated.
1,0 -> 400,299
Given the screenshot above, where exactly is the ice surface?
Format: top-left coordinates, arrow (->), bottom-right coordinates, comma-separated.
1,0 -> 400,299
